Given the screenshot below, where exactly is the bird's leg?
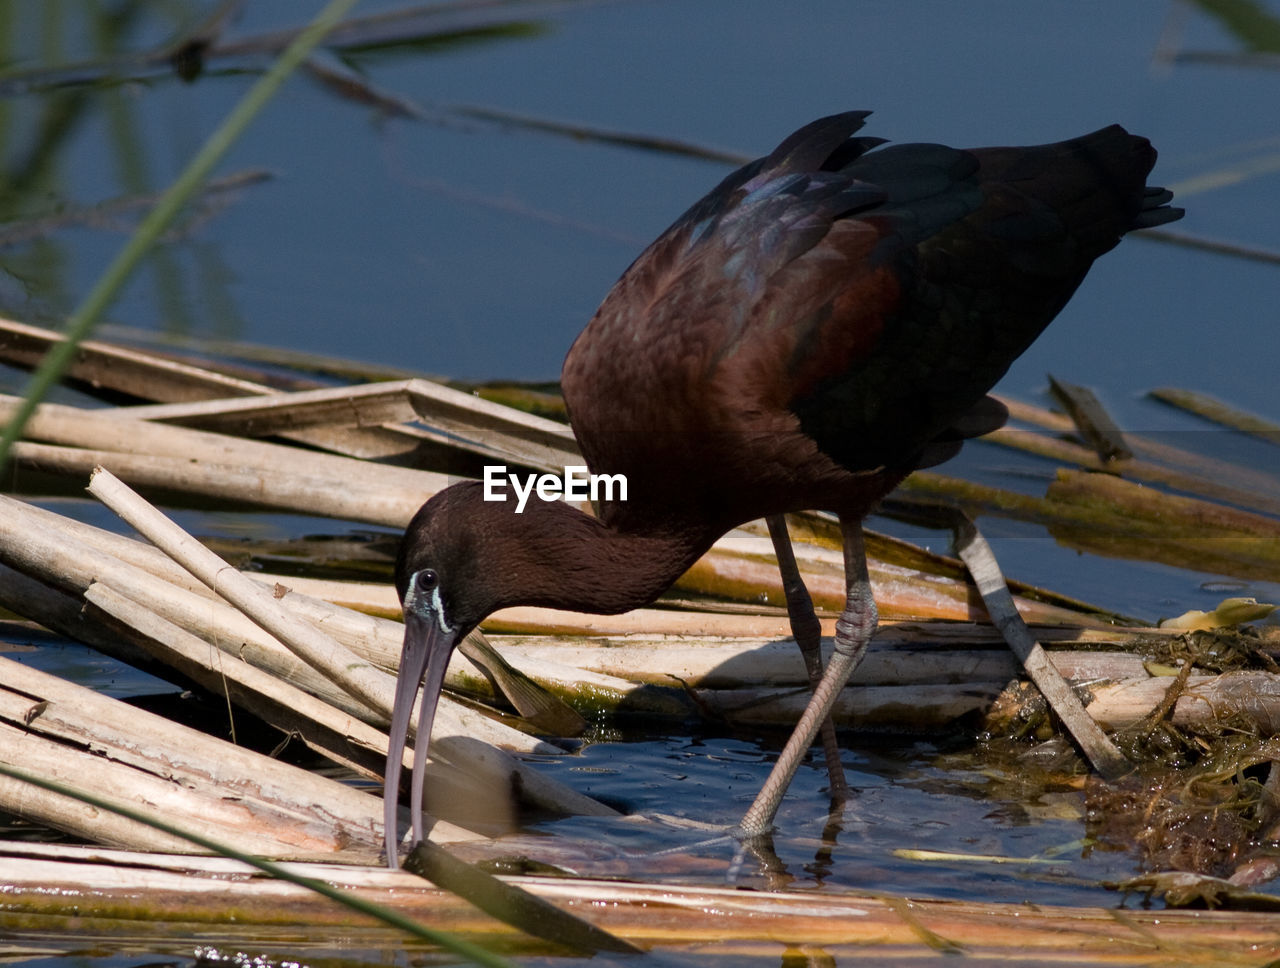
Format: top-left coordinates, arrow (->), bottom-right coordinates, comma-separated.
738,519 -> 876,838
764,514 -> 850,802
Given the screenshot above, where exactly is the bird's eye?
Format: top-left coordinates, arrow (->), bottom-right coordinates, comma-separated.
415,569 -> 439,593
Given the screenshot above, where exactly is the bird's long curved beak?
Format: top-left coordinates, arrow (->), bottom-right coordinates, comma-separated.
383,608 -> 456,868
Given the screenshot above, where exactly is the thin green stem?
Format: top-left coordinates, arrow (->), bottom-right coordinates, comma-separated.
0,0 -> 356,470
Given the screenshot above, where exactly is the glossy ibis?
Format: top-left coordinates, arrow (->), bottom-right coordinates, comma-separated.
383,111 -> 1182,867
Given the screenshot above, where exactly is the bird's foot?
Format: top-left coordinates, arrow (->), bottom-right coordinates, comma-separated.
726,790 -> 861,886
725,825 -> 786,886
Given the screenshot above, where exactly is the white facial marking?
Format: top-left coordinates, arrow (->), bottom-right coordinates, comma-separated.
406,569 -> 455,634
430,583 -> 454,634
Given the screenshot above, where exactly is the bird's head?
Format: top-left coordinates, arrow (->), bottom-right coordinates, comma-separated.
384,481 -> 496,866
381,477 -> 678,864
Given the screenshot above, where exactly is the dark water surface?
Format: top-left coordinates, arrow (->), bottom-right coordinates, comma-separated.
2,1 -> 1279,965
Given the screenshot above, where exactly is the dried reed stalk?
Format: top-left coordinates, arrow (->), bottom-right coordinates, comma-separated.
87,466 -> 393,718
0,656 -> 386,857
5,842 -> 1279,959
82,580 -> 500,844
117,378 -> 580,473
1088,672 -> 1280,733
1149,386 -> 1280,443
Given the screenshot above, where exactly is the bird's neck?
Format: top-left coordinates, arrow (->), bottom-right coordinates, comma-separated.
491,499 -> 716,617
